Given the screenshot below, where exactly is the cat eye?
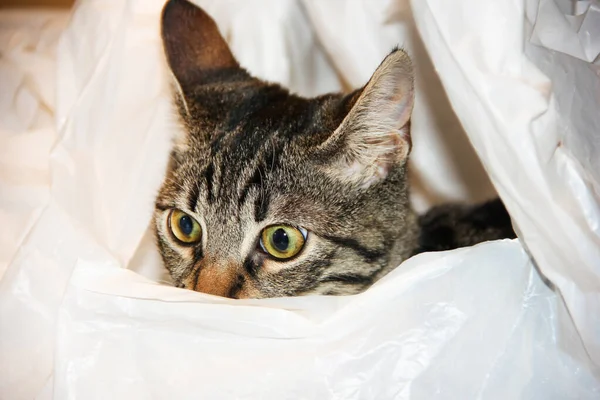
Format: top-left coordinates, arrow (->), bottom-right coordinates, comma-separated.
259,225 -> 307,260
168,209 -> 202,244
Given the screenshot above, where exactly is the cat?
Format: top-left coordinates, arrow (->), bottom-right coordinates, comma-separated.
153,0 -> 516,299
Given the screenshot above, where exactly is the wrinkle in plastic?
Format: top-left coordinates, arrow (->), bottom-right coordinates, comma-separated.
0,0 -> 599,399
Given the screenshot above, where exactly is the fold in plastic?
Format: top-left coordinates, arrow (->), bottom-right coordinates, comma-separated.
412,0 -> 600,368
0,0 -> 598,399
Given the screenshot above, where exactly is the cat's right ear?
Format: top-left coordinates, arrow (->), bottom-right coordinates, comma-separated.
317,49 -> 415,189
161,0 -> 241,96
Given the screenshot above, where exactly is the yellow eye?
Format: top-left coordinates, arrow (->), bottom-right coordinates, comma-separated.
260,225 -> 307,260
169,209 -> 202,244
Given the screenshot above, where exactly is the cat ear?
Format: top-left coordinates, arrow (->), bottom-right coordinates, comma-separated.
161,0 -> 241,94
321,49 -> 415,188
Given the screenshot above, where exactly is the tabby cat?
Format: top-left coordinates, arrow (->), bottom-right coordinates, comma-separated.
153,0 -> 515,299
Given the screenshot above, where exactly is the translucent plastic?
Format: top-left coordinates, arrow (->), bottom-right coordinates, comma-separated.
0,0 -> 598,399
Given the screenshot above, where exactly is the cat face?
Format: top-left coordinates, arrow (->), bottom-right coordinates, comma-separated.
154,0 -> 418,298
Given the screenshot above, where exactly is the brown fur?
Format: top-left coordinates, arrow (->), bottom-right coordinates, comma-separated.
153,0 -> 515,299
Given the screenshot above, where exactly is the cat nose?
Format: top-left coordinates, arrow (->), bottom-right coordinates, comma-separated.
192,260 -> 245,299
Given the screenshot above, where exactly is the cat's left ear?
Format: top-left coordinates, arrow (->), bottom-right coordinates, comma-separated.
320,49 -> 415,188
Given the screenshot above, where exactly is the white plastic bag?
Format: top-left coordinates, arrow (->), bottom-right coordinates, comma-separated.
0,0 -> 598,399
411,0 -> 600,368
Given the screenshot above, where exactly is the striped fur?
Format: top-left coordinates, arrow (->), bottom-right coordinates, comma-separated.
153,0 -> 515,299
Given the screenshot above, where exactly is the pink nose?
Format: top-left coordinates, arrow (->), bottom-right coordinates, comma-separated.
193,262 -> 237,297
184,260 -> 254,299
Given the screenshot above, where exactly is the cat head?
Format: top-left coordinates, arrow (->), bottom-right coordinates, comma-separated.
154,0 -> 418,298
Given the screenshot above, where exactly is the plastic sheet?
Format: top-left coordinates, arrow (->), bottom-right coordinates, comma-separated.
0,0 -> 599,399
411,0 -> 600,368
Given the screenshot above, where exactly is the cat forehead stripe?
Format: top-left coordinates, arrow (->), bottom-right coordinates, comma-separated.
155,0 -> 515,299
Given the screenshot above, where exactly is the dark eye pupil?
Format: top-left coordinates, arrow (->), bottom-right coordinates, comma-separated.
271,228 -> 289,251
178,215 -> 193,236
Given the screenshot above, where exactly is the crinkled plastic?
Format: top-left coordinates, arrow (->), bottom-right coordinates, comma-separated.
412,0 -> 600,369
0,0 -> 599,399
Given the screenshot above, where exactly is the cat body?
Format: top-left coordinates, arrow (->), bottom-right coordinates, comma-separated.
154,0 -> 515,299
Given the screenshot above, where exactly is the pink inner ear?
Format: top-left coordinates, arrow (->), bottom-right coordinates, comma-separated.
321,49 -> 415,188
